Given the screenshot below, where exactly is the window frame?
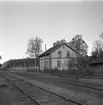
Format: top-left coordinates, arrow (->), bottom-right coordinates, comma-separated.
67,51 -> 70,58
58,50 -> 62,58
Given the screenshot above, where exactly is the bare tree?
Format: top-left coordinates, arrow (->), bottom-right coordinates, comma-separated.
91,33 -> 103,57
53,39 -> 67,46
92,40 -> 103,57
99,33 -> 103,40
68,35 -> 88,56
26,36 -> 43,69
0,56 -> 1,59
26,36 -> 43,58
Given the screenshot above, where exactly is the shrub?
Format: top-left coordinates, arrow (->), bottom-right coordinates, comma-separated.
83,67 -> 95,76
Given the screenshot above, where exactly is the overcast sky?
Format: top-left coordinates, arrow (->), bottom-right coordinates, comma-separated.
0,0 -> 103,63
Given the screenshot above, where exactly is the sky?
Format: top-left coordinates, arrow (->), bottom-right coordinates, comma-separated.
0,0 -> 103,63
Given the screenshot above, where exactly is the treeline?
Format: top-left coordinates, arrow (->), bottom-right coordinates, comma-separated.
3,58 -> 39,68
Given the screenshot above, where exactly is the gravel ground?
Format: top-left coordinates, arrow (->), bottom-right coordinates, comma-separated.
0,76 -> 33,105
10,73 -> 103,105
79,78 -> 103,85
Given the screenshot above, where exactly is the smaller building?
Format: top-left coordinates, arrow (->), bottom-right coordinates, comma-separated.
89,57 -> 103,72
39,43 -> 79,70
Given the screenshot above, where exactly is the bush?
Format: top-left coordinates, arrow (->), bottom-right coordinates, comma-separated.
83,67 -> 95,76
41,68 -> 83,76
41,68 -> 67,76
43,67 -> 103,77
39,67 -> 96,77
94,72 -> 103,77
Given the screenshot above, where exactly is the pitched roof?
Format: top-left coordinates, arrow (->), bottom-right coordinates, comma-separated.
89,57 -> 103,64
39,43 -> 80,57
84,56 -> 93,62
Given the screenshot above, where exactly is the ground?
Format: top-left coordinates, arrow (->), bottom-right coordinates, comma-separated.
0,71 -> 103,105
11,72 -> 103,105
0,72 -> 31,105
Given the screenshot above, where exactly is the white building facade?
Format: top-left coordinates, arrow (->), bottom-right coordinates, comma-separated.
39,43 -> 79,70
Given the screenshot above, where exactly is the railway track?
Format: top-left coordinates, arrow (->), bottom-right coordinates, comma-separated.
14,73 -> 103,92
48,79 -> 103,91
31,76 -> 103,92
5,75 -> 84,105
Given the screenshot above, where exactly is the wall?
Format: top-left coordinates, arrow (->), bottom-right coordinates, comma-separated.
51,58 -> 71,70
51,44 -> 76,58
40,55 -> 50,70
51,44 -> 77,70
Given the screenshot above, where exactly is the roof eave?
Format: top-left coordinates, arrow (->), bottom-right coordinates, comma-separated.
39,53 -> 50,57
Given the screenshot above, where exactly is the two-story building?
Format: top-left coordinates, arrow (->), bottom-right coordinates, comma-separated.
39,43 -> 79,70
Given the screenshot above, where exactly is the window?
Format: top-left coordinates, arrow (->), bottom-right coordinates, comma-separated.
58,51 -> 62,58
57,61 -> 61,68
46,61 -> 48,68
68,60 -> 69,69
63,45 -> 65,49
44,61 -> 46,68
67,51 -> 70,57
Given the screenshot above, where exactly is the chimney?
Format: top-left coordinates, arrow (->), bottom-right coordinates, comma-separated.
45,44 -> 47,51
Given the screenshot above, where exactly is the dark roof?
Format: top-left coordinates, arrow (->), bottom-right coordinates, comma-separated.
84,56 -> 93,62
89,57 -> 103,64
39,43 -> 80,57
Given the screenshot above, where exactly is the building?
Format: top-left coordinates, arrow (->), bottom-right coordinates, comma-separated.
89,56 -> 103,72
39,43 -> 80,70
2,58 -> 39,70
